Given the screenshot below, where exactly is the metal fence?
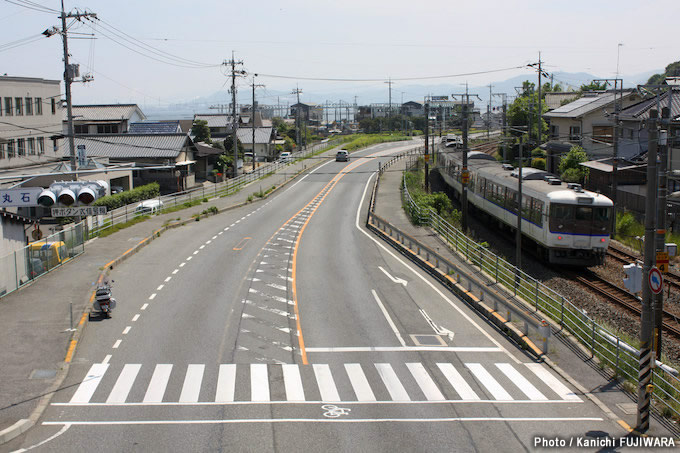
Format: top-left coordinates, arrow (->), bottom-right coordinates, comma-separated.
370,150 -> 680,424
0,222 -> 85,298
88,139 -> 343,236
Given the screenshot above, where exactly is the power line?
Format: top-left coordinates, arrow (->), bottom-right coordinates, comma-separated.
256,65 -> 527,83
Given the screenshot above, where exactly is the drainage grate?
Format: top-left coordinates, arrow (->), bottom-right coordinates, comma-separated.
617,403 -> 637,415
30,369 -> 57,379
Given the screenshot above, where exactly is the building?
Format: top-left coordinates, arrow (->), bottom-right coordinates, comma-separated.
543,92 -> 580,112
290,103 -> 323,125
400,101 -> 423,117
68,104 -> 146,135
63,134 -> 196,193
193,114 -> 234,138
236,127 -> 275,161
542,89 -> 642,173
0,76 -> 64,170
129,121 -> 181,134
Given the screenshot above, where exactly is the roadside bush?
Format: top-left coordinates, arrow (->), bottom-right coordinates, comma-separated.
93,182 -> 160,210
531,157 -> 546,170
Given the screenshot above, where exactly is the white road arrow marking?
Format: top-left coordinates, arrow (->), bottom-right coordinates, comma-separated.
420,309 -> 455,341
379,266 -> 408,286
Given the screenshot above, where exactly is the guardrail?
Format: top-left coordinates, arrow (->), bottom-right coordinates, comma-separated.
389,159 -> 680,424
366,150 -> 680,424
87,139 -> 343,236
0,222 -> 85,299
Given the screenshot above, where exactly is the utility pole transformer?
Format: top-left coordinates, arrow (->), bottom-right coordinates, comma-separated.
637,109 -> 658,433
59,0 -> 97,175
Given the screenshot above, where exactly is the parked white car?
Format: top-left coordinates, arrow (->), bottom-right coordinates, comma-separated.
135,200 -> 164,215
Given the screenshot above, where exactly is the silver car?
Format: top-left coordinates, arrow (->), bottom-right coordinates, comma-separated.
335,150 -> 349,162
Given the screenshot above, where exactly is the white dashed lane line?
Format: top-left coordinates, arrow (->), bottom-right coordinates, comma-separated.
179,262 -> 186,268
141,304 -> 148,310
122,326 -> 131,335
156,285 -> 164,291
112,340 -> 122,349
172,269 -> 179,275
187,256 -> 193,261
132,314 -> 140,322
164,277 -> 172,283
102,354 -> 111,364
199,245 -> 205,250
149,294 -> 157,300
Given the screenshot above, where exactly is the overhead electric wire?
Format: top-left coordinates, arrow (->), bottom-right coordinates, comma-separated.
255,65 -> 528,83
3,0 -> 57,14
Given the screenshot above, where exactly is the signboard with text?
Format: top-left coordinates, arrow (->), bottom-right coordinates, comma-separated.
0,188 -> 43,207
657,252 -> 669,273
51,206 -> 107,217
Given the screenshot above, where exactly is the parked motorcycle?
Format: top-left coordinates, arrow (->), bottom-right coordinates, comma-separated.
93,280 -> 117,318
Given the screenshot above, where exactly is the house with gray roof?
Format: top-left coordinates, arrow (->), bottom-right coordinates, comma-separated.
63,133 -> 196,193
129,121 -> 181,134
66,104 -> 146,135
541,89 -> 642,172
236,127 -> 275,161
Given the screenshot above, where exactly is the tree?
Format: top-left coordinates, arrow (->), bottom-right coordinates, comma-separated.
579,81 -> 608,92
647,60 -> 680,85
191,119 -> 211,143
558,145 -> 589,183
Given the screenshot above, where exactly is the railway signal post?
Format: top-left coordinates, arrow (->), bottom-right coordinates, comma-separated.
637,108 -> 659,433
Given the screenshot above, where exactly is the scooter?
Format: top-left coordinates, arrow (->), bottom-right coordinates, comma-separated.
93,280 -> 117,318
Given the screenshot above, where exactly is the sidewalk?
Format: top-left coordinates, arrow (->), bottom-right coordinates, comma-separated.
372,158 -> 678,438
0,148 -> 337,443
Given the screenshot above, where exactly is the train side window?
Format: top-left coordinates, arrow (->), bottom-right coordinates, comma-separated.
594,207 -> 610,222
506,189 -> 518,213
522,194 -> 532,220
532,199 -> 544,226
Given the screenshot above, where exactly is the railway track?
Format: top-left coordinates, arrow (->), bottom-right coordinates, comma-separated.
607,243 -> 680,292
570,269 -> 680,339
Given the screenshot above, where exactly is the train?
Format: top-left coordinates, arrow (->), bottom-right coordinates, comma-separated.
435,148 -> 613,266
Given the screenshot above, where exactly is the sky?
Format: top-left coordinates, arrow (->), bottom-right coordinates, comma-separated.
1,0 -> 678,110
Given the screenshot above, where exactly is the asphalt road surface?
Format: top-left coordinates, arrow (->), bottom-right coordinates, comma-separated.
8,141 -> 627,452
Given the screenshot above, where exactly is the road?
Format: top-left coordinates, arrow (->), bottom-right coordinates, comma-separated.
8,141 -> 626,452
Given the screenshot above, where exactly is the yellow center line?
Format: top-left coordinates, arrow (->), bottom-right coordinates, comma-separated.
291,153 -> 387,364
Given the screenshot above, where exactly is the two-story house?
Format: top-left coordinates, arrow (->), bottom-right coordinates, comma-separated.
67,104 -> 146,135
0,76 -> 63,170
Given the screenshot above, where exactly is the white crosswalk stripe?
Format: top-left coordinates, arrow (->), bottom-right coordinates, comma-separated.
66,362 -> 582,405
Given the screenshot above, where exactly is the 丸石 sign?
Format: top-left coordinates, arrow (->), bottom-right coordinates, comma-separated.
51,206 -> 107,217
0,188 -> 43,207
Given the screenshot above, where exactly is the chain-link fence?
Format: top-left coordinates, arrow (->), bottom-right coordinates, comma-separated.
0,222 -> 85,298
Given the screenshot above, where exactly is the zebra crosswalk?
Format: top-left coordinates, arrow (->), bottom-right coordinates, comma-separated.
63,361 -> 582,406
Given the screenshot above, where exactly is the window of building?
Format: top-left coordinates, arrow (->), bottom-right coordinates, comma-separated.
17,138 -> 25,156
0,143 -> 4,159
7,139 -> 15,158
5,97 -> 13,116
37,137 -> 45,154
569,126 -> 581,141
35,97 -> 42,115
97,124 -> 119,134
74,124 -> 88,134
27,137 -> 35,155
550,125 -> 559,140
51,98 -> 56,114
25,97 -> 33,115
592,125 -> 613,144
15,97 -> 23,116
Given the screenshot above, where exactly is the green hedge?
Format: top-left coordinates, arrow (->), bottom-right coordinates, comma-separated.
93,182 -> 160,210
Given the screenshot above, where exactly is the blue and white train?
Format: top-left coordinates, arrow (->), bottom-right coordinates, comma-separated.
436,149 -> 613,266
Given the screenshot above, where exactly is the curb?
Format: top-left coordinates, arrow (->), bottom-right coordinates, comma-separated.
0,147 -> 336,447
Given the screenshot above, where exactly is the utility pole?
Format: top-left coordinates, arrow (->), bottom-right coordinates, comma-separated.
224,52 -> 245,179
487,84 -> 493,140
291,86 -> 302,150
250,77 -> 265,162
386,78 -> 394,117
528,54 -> 549,149
424,101 -> 430,193
59,1 -> 97,174
493,93 -> 508,162
452,84 -> 480,233
594,78 -> 623,234
517,136 -> 524,269
637,108 -> 658,434
655,106 -> 670,359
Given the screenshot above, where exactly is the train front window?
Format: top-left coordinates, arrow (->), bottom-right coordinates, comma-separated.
549,204 -> 572,232
593,207 -> 611,234
574,207 -> 592,221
